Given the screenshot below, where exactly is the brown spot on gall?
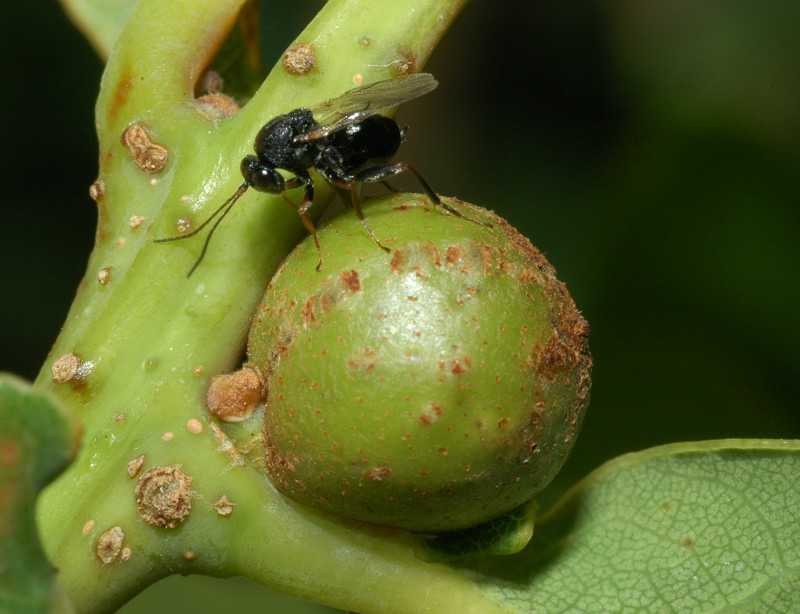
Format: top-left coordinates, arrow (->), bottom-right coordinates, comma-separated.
450,356 -> 471,376
445,245 -> 463,265
425,242 -> 443,266
364,467 -> 392,481
213,495 -> 236,516
89,179 -> 106,202
51,352 -> 87,384
97,267 -> 112,285
390,249 -> 407,273
283,43 -> 316,74
121,124 -> 168,174
340,269 -> 361,292
127,455 -> 146,479
195,93 -> 240,120
135,465 -> 193,528
206,366 -> 265,423
476,242 -> 492,274
301,298 -> 315,323
96,526 -> 125,564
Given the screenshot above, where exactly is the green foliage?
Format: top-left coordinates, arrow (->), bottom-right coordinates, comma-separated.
470,440 -> 800,613
0,375 -> 79,614
59,0 -> 136,58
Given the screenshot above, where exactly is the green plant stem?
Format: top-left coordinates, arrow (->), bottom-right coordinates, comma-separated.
31,0 -> 512,612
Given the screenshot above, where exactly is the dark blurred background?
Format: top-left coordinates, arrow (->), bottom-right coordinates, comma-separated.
2,1 -> 798,612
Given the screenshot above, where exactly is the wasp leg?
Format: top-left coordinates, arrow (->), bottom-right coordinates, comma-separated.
327,176 -> 391,254
355,162 -> 492,228
282,175 -> 324,270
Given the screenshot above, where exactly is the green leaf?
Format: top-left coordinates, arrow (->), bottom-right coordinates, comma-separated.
59,0 -> 137,59
59,0 -> 265,91
0,374 -> 80,614
463,439 -> 800,613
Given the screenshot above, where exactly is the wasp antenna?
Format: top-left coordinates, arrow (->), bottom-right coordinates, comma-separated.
184,183 -> 250,277
155,182 -> 250,244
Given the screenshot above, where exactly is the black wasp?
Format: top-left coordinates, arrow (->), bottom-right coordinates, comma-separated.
157,73 -> 489,276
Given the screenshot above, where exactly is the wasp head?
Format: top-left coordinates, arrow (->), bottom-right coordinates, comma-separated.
241,155 -> 285,194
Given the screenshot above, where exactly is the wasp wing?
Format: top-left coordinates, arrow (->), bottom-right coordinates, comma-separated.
295,73 -> 438,142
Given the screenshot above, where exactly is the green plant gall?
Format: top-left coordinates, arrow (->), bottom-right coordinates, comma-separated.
247,194 -> 592,533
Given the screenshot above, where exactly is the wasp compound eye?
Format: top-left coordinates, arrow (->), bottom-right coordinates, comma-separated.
242,157 -> 285,194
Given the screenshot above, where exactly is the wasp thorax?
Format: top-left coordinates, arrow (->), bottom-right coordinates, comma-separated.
247,195 -> 591,533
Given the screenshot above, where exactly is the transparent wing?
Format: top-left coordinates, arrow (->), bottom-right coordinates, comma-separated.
296,73 -> 438,142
